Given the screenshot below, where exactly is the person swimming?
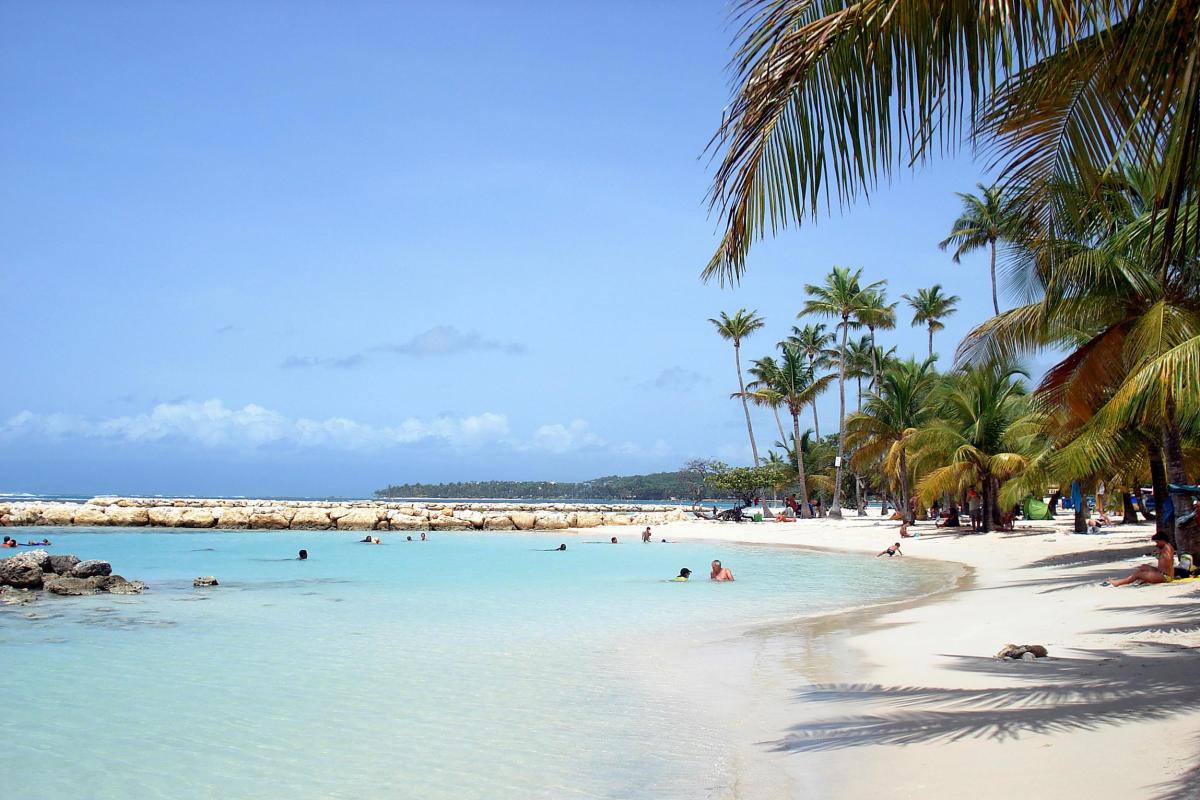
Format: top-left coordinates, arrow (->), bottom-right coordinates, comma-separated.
877,542 -> 903,557
406,536 -> 413,542
298,549 -> 308,560
359,535 -> 373,543
610,537 -> 618,544
710,560 -> 734,581
1,536 -> 14,548
672,568 -> 692,582
420,532 -> 427,541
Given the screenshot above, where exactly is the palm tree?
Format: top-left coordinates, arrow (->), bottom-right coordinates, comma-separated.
856,289 -> 896,387
746,357 -> 789,447
910,363 -> 1036,533
702,4 -> 1200,288
959,163 -> 1200,549
939,184 -> 1020,317
709,309 -> 765,466
755,344 -> 834,517
787,323 -> 835,438
846,358 -> 938,524
842,335 -> 874,412
802,266 -> 883,518
903,285 -> 960,358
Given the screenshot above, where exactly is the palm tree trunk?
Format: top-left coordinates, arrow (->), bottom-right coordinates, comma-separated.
899,449 -> 912,524
856,375 -> 862,411
1164,392 -> 1199,554
989,238 -> 1000,316
868,328 -> 879,389
791,410 -> 812,518
734,342 -> 759,466
811,404 -> 821,440
772,407 -> 787,448
927,325 -> 934,358
1149,441 -> 1169,535
980,475 -> 994,533
829,318 -> 849,519
1122,488 -> 1138,525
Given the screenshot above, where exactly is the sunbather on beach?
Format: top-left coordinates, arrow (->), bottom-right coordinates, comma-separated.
710,560 -> 734,581
1107,533 -> 1178,586
877,542 -> 902,558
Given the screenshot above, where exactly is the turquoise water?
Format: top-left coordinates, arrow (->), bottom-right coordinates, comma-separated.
0,529 -> 953,799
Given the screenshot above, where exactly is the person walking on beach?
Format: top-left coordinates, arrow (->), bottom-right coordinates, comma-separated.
710,560 -> 734,581
967,490 -> 982,532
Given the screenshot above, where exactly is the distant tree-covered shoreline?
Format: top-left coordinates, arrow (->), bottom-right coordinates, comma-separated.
375,464 -> 736,502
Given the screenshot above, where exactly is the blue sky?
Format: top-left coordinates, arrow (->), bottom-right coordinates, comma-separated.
1,1 -> 1018,496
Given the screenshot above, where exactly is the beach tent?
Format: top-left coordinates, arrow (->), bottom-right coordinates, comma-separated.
1024,497 -> 1052,520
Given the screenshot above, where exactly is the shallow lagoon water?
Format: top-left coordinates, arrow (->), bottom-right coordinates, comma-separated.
0,529 -> 954,799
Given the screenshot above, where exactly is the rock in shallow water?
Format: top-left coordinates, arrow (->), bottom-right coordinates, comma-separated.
193,576 -> 219,587
0,559 -> 44,589
46,554 -> 82,575
70,560 -> 113,578
44,575 -> 100,596
0,585 -> 36,605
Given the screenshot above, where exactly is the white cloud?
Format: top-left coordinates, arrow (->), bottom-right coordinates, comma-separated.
526,419 -> 606,454
375,325 -> 526,357
0,400 -> 511,452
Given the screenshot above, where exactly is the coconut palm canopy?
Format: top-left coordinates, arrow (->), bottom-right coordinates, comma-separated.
703,1 -> 1200,287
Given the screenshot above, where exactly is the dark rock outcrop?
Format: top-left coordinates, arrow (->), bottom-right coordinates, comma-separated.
70,560 -> 113,578
46,554 -> 82,575
193,576 -> 219,587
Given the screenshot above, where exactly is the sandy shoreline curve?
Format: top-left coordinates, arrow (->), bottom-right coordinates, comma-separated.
644,514 -> 1200,799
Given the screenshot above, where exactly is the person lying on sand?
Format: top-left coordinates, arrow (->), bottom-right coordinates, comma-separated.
877,542 -> 903,558
1105,533 -> 1182,586
710,560 -> 734,581
672,568 -> 691,582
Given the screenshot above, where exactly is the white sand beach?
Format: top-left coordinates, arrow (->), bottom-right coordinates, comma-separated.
646,514 -> 1200,799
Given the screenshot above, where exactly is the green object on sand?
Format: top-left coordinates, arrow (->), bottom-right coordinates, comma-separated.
1023,498 -> 1052,520
752,513 -> 763,522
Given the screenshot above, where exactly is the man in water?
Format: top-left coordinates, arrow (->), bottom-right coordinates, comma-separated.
672,568 -> 692,582
641,527 -> 652,543
420,532 -> 427,541
877,542 -> 903,558
298,549 -> 308,560
710,560 -> 734,581
610,536 -> 618,544
1,536 -> 15,548
542,544 -> 567,551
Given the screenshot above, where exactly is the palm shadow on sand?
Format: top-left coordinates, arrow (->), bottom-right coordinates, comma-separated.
765,645 -> 1200,797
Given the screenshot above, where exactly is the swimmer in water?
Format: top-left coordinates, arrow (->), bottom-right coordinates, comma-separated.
610,537 -> 618,544
710,560 -> 734,581
406,536 -> 413,542
420,532 -> 427,541
641,527 -> 652,543
543,543 -> 567,551
298,549 -> 308,560
359,535 -> 373,543
672,568 -> 692,582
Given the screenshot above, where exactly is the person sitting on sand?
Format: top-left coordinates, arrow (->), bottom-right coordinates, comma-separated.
877,542 -> 903,558
298,549 -> 308,560
642,527 -> 652,543
672,568 -> 692,582
710,560 -> 734,581
1106,533 -> 1178,586
936,505 -> 961,527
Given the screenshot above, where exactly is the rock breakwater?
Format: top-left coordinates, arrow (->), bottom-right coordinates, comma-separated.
0,498 -> 689,531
